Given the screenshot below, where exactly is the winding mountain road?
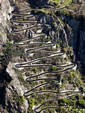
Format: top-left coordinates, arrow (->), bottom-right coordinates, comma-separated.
11,5 -> 79,113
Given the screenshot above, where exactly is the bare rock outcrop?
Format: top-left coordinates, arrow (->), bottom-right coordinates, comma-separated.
0,0 -> 14,43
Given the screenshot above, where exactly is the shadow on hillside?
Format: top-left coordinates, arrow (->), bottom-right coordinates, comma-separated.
27,0 -> 48,8
0,68 -> 12,107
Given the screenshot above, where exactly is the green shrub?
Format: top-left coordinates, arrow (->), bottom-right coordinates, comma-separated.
82,12 -> 85,18
1,42 -> 12,66
28,98 -> 35,106
28,98 -> 35,113
32,67 -> 38,72
17,95 -> 25,105
59,98 -> 75,106
47,36 -> 50,41
65,55 -> 68,61
63,10 -> 70,16
56,44 -> 60,48
78,99 -> 85,108
63,48 -> 67,52
62,77 -> 66,83
50,65 -> 57,71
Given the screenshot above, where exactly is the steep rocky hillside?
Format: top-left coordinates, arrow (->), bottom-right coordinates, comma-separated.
0,0 -> 85,113
0,0 -> 14,108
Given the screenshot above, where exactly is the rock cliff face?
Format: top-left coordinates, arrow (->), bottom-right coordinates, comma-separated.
0,1 -> 28,113
61,16 -> 85,74
37,11 -> 85,74
0,0 -> 14,109
0,0 -> 14,43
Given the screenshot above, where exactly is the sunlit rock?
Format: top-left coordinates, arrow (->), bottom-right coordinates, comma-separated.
52,44 -> 56,49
